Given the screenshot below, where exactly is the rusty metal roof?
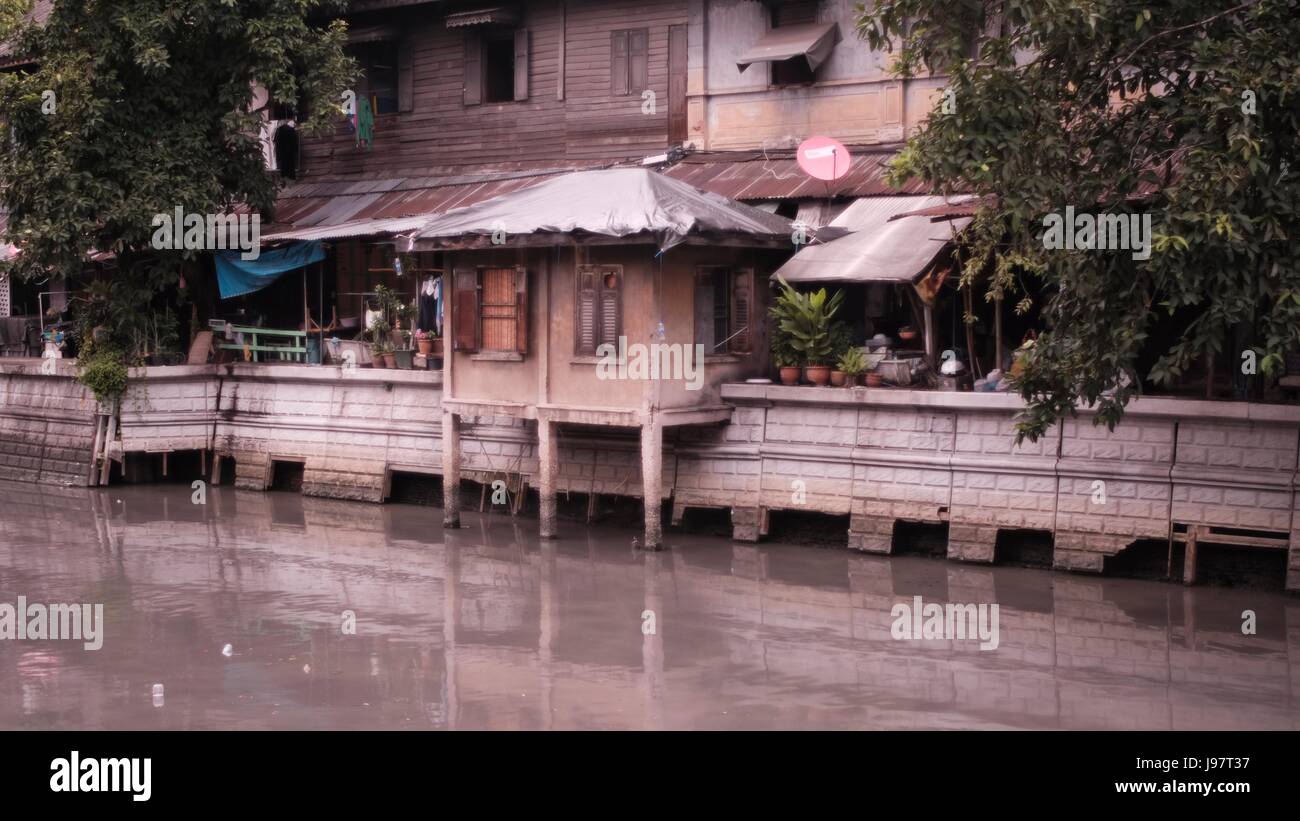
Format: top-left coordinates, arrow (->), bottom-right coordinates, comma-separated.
251,166 -> 593,238
661,146 -> 938,200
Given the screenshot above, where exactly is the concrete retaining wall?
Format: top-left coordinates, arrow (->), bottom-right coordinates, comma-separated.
3,363 -> 1299,590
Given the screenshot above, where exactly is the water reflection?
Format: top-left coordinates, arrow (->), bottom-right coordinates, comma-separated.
0,480 -> 1296,729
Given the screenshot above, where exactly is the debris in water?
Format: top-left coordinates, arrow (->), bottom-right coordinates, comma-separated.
221,644 -> 233,657
151,684 -> 164,708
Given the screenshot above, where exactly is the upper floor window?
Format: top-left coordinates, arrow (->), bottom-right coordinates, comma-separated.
771,1 -> 819,86
611,29 -> 649,96
464,28 -> 530,105
344,24 -> 414,116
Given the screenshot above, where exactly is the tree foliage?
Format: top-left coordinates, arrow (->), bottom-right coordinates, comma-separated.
857,0 -> 1300,439
0,0 -> 354,393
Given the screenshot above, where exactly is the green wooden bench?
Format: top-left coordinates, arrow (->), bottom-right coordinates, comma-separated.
214,323 -> 308,363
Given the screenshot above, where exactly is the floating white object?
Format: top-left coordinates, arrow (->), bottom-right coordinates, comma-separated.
151,684 -> 164,708
221,644 -> 233,657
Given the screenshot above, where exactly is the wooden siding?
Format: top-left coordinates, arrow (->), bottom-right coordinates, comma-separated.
300,0 -> 690,181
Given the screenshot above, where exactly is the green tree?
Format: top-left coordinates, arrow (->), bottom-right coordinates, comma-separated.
0,0 -> 354,398
857,0 -> 1300,439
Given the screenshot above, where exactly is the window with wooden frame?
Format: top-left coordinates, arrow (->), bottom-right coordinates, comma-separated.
694,267 -> 753,355
770,0 -> 819,86
347,39 -> 414,114
610,29 -> 649,96
575,265 -> 622,355
451,266 -> 529,354
464,28 -> 530,105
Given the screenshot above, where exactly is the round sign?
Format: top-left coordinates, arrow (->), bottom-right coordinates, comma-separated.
796,136 -> 851,181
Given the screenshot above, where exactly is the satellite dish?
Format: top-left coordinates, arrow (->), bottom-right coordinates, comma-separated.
797,136 -> 851,181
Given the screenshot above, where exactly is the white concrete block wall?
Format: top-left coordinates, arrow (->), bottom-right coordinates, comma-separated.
0,365 -> 98,485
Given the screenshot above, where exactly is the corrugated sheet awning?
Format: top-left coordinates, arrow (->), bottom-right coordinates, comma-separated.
774,196 -> 973,285
249,167 -> 583,244
737,22 -> 840,73
445,7 -> 520,27
662,147 -> 934,199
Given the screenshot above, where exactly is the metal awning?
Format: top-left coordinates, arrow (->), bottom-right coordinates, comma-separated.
445,7 -> 520,28
737,22 -> 840,73
411,167 -> 800,252
773,195 -> 973,285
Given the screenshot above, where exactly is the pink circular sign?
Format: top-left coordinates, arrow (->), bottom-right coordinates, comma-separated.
797,136 -> 852,181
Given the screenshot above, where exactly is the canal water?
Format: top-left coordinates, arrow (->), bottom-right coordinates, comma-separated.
0,480 -> 1296,730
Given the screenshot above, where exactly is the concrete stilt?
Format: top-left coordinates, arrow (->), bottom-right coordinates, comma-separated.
538,417 -> 557,538
640,417 -> 664,550
442,409 -> 461,529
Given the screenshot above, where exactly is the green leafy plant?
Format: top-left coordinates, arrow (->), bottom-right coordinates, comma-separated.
837,346 -> 867,377
857,0 -> 1300,440
769,276 -> 846,366
77,342 -> 129,405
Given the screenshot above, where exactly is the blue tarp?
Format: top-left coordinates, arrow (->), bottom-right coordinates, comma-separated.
215,241 -> 325,299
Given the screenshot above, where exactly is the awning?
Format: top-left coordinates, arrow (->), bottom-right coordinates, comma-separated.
411,167 -> 800,252
215,240 -> 325,300
445,7 -> 520,28
772,196 -> 973,285
737,22 -> 840,73
260,215 -> 432,244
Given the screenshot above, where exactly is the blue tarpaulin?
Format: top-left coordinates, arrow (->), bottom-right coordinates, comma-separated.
215,241 -> 325,299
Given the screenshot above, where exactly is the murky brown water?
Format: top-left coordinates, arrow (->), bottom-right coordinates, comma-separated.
0,480 -> 1297,729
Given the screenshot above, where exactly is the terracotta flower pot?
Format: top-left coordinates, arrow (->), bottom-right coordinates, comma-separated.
865,372 -> 883,387
779,366 -> 801,386
417,339 -> 434,356
805,365 -> 831,386
830,370 -> 846,387
381,353 -> 396,369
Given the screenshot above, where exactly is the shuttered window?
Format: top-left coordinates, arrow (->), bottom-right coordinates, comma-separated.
611,29 -> 649,96
576,265 -> 622,355
694,267 -> 754,354
466,29 -> 529,105
453,267 -> 529,354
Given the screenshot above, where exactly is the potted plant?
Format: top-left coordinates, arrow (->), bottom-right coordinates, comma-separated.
828,322 -> 853,386
838,346 -> 866,387
774,349 -> 802,386
769,275 -> 845,387
415,329 -> 434,356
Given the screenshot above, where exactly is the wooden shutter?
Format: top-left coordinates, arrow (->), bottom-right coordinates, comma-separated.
453,268 -> 479,351
694,270 -> 714,352
610,31 -> 629,96
668,24 -> 688,142
576,266 -> 598,354
463,32 -> 482,106
629,29 -> 649,93
513,29 -> 530,101
514,266 -> 528,354
397,39 -> 414,112
729,268 -> 754,353
599,267 -> 621,349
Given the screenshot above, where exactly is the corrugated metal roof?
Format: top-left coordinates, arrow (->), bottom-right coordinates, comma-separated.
251,167 -> 581,238
662,147 -> 935,200
774,195 -> 972,284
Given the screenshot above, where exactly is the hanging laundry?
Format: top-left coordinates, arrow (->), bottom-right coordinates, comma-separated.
418,277 -> 437,333
356,96 -> 374,151
433,276 -> 443,336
